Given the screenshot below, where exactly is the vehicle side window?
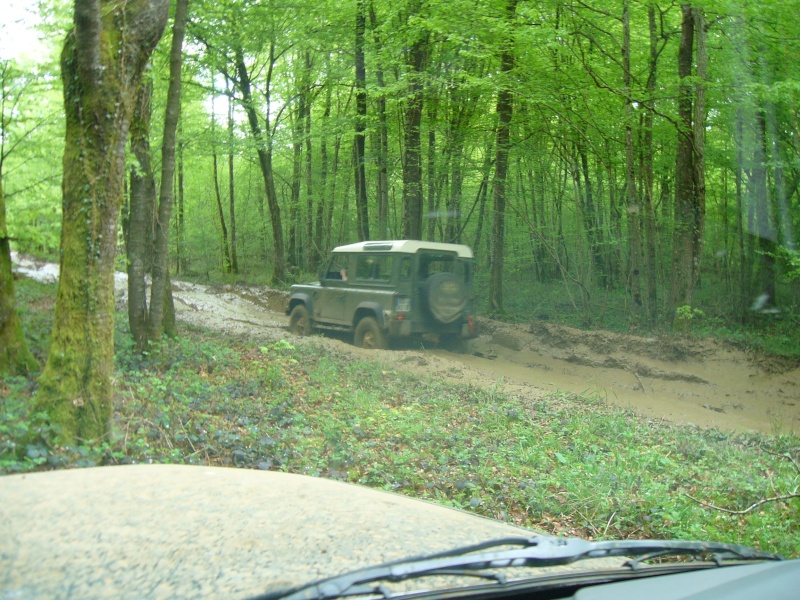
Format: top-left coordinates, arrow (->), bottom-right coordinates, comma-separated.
325,256 -> 350,280
355,255 -> 391,281
399,257 -> 412,281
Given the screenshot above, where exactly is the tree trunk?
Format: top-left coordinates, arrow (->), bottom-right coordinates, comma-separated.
354,0 -> 370,241
147,0 -> 187,342
623,0 -> 642,313
668,5 -> 707,319
426,99 -> 437,241
0,170 -> 38,375
445,82 -> 480,244
326,136 -> 342,245
669,4 -> 696,315
401,1 -> 428,241
642,3 -> 659,323
127,79 -> 156,351
578,137 -> 605,287
288,102 -> 301,266
488,0 -> 517,313
472,138 -> 494,261
227,80 -> 239,274
316,86 -> 330,255
690,7 -> 707,294
0,65 -> 38,375
234,45 -> 285,282
36,0 -> 168,444
446,138 -> 464,244
212,145 -> 232,272
734,109 -> 748,320
304,52 -> 315,267
369,0 -> 389,240
176,128 -> 186,275
162,269 -> 176,337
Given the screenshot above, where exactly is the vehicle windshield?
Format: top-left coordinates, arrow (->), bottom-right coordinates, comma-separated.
1,0 -> 798,598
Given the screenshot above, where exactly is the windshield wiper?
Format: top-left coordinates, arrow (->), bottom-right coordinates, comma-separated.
258,536 -> 783,600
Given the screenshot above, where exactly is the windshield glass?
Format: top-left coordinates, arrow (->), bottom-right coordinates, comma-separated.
417,251 -> 470,282
1,0 -> 798,598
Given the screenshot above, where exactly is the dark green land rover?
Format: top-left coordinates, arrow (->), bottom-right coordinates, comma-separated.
286,240 -> 477,348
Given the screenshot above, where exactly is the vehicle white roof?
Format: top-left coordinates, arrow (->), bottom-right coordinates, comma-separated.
332,240 -> 473,258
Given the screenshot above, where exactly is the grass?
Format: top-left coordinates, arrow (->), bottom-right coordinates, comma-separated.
2,277 -> 799,558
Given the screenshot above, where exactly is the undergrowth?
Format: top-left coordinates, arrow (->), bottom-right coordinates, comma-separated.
470,269 -> 800,360
1,279 -> 798,558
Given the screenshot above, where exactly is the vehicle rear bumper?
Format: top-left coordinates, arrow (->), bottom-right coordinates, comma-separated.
387,315 -> 477,340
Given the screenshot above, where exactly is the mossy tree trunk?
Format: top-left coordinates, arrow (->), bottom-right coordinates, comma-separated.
127,79 -> 157,352
35,0 -> 168,444
0,173 -> 38,375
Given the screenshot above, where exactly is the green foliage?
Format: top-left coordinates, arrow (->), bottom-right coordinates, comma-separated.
675,305 -> 705,322
0,377 -> 52,472
776,246 -> 800,282
9,277 -> 54,364
4,0 -> 800,343
1,56 -> 65,259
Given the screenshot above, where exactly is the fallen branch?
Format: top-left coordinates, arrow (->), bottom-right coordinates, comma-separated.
684,446 -> 800,514
683,492 -> 800,515
761,447 -> 800,475
633,372 -> 645,392
602,511 -> 617,536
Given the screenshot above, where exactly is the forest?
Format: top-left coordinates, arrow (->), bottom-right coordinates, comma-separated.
1,1 -> 800,438
0,0 -> 795,314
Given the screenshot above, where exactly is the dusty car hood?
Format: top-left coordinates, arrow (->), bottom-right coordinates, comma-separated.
1,464 -> 538,599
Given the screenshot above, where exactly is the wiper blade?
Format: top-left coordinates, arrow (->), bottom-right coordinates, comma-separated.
261,536 -> 783,600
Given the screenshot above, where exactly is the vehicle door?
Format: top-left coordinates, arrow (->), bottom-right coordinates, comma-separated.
347,254 -> 394,319
317,254 -> 351,323
413,251 -> 462,325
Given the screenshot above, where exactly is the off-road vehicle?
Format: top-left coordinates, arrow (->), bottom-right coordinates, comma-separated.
286,240 -> 477,348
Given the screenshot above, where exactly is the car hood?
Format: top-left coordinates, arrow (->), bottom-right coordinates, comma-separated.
1,464 -> 546,599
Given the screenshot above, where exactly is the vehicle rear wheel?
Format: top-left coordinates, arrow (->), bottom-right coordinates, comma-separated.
289,305 -> 312,336
354,317 -> 388,349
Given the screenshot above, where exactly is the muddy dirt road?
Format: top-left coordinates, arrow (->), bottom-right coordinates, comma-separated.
14,254 -> 800,435
161,278 -> 800,436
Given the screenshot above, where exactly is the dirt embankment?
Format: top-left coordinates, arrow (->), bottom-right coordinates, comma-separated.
13,253 -> 800,435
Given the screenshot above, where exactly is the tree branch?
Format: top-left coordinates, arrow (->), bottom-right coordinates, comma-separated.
684,447 -> 800,515
761,447 -> 800,475
683,492 -> 800,515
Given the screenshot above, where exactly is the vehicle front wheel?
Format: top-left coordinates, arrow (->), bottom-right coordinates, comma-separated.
289,305 -> 312,336
354,317 -> 388,349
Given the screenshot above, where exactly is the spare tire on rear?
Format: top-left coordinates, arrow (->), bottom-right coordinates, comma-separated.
425,272 -> 467,324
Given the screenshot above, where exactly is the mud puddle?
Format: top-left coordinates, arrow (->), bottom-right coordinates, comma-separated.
426,322 -> 800,435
